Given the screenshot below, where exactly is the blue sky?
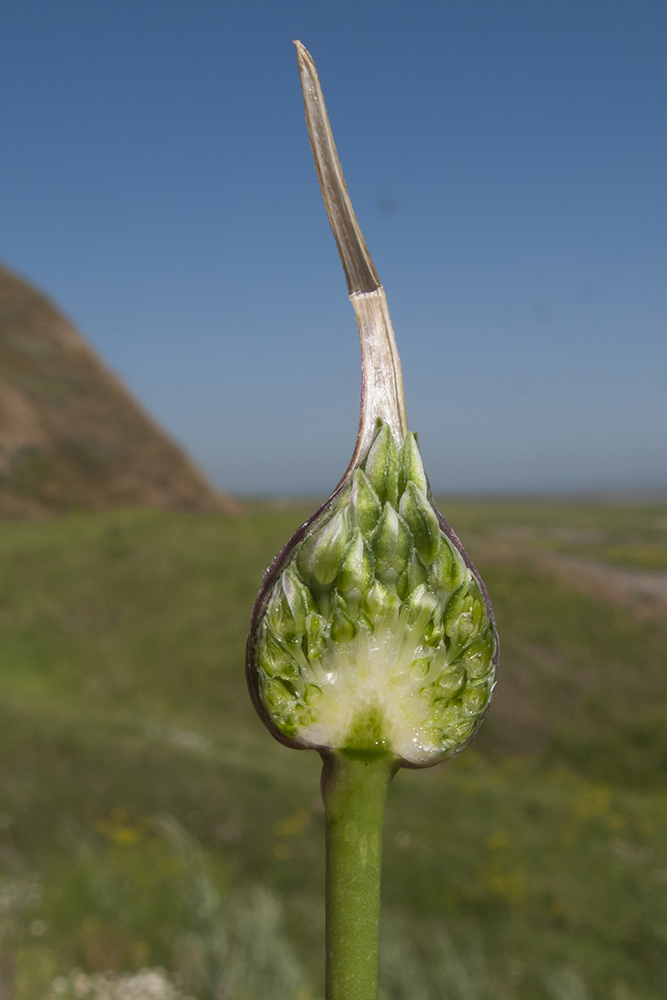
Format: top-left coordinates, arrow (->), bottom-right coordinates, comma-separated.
2,0 -> 666,495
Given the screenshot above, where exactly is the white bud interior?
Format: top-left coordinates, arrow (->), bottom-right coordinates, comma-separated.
297,619 -> 455,765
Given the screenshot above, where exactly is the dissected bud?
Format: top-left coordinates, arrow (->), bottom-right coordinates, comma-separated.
248,423 -> 497,765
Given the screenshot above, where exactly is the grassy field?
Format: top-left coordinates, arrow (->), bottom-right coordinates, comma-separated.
0,499 -> 666,999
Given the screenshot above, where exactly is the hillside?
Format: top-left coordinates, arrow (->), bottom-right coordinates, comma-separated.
0,264 -> 235,516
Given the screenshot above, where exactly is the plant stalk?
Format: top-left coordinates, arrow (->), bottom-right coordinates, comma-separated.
321,752 -> 396,1000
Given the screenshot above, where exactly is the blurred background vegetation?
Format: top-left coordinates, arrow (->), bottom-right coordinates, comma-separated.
0,498 -> 666,999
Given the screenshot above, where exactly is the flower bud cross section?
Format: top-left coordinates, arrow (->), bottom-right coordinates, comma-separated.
250,422 -> 496,767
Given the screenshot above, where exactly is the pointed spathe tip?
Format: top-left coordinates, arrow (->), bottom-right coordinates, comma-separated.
292,40 -> 381,297
293,40 -> 315,81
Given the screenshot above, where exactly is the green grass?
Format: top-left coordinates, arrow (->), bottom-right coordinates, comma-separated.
0,501 -> 666,999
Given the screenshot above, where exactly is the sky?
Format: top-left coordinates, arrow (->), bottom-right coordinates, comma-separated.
1,0 -> 666,496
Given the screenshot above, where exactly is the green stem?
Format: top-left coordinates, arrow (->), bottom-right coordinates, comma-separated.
321,751 -> 396,1000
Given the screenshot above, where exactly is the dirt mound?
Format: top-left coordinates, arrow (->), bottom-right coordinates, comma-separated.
0,263 -> 237,516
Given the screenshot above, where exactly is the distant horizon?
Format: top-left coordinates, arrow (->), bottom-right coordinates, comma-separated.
221,487 -> 667,503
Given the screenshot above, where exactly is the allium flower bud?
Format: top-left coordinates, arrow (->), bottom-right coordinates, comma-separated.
249,423 -> 497,765
247,41 -> 498,769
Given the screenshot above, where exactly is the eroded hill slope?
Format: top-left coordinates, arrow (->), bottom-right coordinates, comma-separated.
0,264 -> 236,516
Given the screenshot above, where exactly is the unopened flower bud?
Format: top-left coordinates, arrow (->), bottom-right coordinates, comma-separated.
349,468 -> 382,537
338,531 -> 374,597
297,510 -> 350,587
363,423 -> 399,509
399,482 -> 441,566
371,503 -> 413,581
